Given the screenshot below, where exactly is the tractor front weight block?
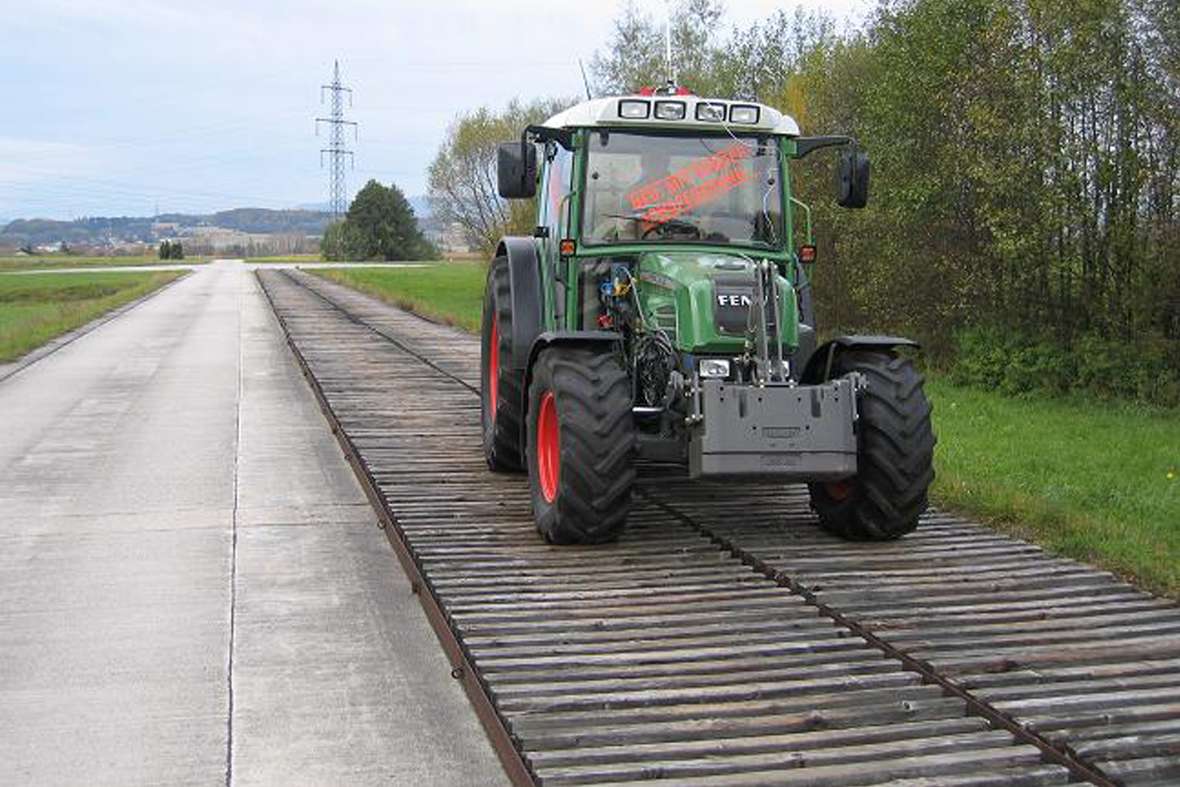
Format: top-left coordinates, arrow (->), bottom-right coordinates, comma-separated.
688,378 -> 859,480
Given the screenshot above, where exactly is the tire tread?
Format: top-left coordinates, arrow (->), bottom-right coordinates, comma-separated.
808,351 -> 936,540
481,257 -> 524,471
529,348 -> 635,544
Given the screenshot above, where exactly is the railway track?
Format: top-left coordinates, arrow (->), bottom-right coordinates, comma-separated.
258,268 -> 1180,786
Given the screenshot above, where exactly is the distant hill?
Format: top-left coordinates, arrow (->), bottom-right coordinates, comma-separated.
207,208 -> 330,234
0,208 -> 332,246
296,197 -> 432,218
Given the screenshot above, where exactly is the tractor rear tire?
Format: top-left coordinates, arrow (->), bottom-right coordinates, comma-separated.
526,346 -> 635,544
481,256 -> 524,471
808,350 -> 935,540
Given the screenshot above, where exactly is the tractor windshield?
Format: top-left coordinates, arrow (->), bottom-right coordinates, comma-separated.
582,131 -> 783,248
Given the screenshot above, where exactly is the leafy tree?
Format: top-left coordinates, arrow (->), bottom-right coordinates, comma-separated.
157,240 -> 185,259
427,98 -> 570,254
590,1 -> 832,101
591,0 -> 725,94
321,180 -> 433,261
320,220 -> 359,261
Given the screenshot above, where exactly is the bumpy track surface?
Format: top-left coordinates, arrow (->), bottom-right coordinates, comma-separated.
259,268 -> 1180,786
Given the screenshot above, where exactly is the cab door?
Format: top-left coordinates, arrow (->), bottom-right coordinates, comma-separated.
536,140 -> 574,328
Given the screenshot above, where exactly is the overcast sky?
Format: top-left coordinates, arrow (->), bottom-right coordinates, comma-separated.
0,0 -> 866,221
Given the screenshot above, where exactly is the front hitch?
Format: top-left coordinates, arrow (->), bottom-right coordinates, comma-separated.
687,377 -> 860,480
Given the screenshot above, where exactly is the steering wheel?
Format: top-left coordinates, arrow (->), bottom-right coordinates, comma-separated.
642,219 -> 702,241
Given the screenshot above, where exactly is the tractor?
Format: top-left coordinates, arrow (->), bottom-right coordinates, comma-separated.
481,87 -> 935,545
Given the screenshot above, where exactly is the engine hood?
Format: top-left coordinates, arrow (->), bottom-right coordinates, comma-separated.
634,251 -> 798,353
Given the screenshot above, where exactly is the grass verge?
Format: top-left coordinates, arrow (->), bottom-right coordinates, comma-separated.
312,263 -> 1179,596
928,378 -> 1179,596
0,270 -> 185,361
312,262 -> 485,333
0,255 -> 208,272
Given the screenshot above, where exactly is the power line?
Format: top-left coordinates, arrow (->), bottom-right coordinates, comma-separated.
315,60 -> 357,220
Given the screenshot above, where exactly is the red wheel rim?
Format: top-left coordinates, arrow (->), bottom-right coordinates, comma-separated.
536,391 -> 560,503
487,318 -> 499,417
825,479 -> 854,501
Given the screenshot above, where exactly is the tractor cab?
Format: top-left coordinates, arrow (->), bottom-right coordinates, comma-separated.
542,93 -> 799,254
498,91 -> 866,357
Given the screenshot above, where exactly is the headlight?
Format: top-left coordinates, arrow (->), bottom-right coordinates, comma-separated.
654,101 -> 686,120
729,104 -> 760,124
695,102 -> 726,122
699,358 -> 731,378
618,100 -> 650,119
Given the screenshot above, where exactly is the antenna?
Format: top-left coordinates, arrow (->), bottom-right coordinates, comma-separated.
315,60 -> 358,221
664,0 -> 676,87
578,59 -> 593,100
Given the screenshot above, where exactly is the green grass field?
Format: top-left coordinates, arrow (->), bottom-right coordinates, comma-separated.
928,379 -> 1178,595
0,270 -> 186,362
314,263 -> 485,333
0,255 -> 208,272
313,262 -> 1179,596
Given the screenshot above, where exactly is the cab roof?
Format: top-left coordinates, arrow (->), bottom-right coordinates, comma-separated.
541,94 -> 800,136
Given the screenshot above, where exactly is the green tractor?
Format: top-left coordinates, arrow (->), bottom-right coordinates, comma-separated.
481,88 -> 935,545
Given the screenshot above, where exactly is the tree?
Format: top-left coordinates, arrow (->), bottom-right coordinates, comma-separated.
589,1 -> 833,101
158,239 -> 184,260
320,221 -> 361,261
427,98 -> 570,254
591,0 -> 725,95
321,180 -> 434,261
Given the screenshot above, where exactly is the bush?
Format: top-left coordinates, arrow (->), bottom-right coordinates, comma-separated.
158,240 -> 184,260
320,221 -> 362,261
950,326 -> 1180,408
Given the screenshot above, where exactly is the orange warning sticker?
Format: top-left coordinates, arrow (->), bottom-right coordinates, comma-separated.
625,143 -> 753,223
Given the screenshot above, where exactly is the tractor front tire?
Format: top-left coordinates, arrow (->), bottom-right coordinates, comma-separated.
808,350 -> 935,540
481,256 -> 524,471
527,346 -> 635,544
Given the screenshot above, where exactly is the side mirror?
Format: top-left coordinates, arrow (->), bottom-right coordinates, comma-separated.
497,142 -> 537,199
836,149 -> 870,208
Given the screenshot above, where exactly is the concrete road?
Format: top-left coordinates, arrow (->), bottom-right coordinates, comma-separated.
0,260 -> 506,786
